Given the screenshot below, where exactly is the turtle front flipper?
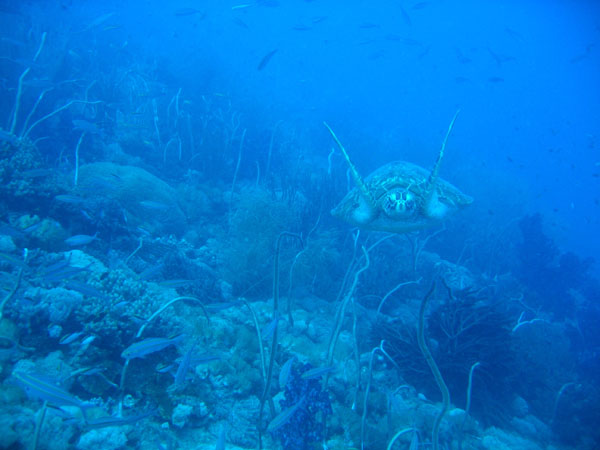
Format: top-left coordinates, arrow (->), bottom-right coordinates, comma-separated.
423,110 -> 460,219
324,122 -> 377,223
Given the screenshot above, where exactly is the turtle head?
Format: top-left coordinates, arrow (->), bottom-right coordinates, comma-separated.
381,188 -> 417,219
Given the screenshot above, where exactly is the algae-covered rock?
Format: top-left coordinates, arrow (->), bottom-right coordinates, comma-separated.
77,162 -> 186,236
13,215 -> 68,251
171,403 -> 194,428
0,235 -> 16,253
481,426 -> 545,450
77,427 -> 128,450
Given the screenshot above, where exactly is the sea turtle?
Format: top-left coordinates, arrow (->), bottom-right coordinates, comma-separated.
325,112 -> 473,233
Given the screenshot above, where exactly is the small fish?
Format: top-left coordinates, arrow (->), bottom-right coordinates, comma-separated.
59,332 -> 84,345
399,5 -> 412,26
301,365 -> 335,380
23,222 -> 46,234
261,316 -> 283,341
487,47 -> 516,66
0,222 -> 25,238
55,194 -> 87,204
41,264 -> 91,283
129,315 -> 148,327
279,356 -> 295,389
257,49 -> 278,71
171,344 -> 195,389
72,366 -> 106,377
80,210 -> 93,221
231,4 -> 251,9
121,335 -> 184,360
65,280 -> 107,300
79,12 -> 116,32
205,302 -> 241,312
136,227 -> 152,237
64,232 -> 98,246
155,362 -> 175,374
40,259 -> 71,275
12,371 -> 94,411
190,353 -> 223,365
0,251 -> 27,268
139,263 -> 164,280
267,396 -> 305,432
84,409 -> 155,429
113,300 -> 129,310
78,335 -> 96,352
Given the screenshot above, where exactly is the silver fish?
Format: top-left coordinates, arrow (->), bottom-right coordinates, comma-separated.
12,371 -> 93,411
121,335 -> 184,360
59,331 -> 84,345
300,366 -> 335,380
65,280 -> 107,300
84,409 -> 155,429
64,233 -> 98,246
279,356 -> 295,390
171,344 -> 195,389
267,396 -> 305,432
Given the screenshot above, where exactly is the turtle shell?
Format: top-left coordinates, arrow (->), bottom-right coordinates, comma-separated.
331,161 -> 473,233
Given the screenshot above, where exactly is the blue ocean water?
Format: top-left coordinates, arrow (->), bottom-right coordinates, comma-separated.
0,1 -> 598,449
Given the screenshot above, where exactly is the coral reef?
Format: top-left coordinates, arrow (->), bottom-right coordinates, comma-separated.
271,363 -> 332,450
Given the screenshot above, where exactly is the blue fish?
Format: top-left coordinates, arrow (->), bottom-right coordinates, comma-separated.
12,371 -> 94,414
121,335 -> 184,360
171,344 -> 195,390
64,232 -> 98,246
59,331 -> 84,345
267,396 -> 305,432
84,409 -> 155,429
